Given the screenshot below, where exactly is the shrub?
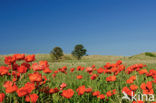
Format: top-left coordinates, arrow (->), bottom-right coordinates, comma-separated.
145,52 -> 156,57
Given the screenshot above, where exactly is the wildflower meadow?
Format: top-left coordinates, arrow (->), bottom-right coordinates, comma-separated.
0,54 -> 156,103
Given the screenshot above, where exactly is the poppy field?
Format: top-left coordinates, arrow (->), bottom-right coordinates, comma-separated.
0,54 -> 156,103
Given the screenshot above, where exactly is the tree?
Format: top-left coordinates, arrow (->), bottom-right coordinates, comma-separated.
72,44 -> 87,60
50,47 -> 64,60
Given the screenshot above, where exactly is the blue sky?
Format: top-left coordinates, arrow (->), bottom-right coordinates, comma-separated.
0,0 -> 156,56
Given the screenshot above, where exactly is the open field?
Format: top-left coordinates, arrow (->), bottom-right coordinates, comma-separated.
0,53 -> 156,103
1,53 -> 156,68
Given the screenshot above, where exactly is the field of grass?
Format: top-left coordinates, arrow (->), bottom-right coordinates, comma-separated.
0,53 -> 156,103
1,53 -> 156,67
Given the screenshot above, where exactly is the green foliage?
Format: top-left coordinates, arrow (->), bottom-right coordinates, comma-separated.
145,52 -> 156,57
72,44 -> 87,60
50,47 -> 64,60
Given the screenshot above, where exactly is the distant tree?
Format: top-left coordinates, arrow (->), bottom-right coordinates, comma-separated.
72,44 -> 87,60
50,47 -> 64,60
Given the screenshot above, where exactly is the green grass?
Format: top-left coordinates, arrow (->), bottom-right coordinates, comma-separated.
0,53 -> 156,103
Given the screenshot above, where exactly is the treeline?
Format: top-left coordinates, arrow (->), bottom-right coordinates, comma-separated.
50,44 -> 87,61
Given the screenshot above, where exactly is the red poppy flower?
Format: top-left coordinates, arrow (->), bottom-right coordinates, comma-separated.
24,82 -> 35,93
54,70 -> 59,74
62,66 -> 67,71
130,85 -> 138,91
132,100 -> 144,103
85,88 -> 92,93
39,75 -> 48,85
138,69 -> 148,75
122,87 -> 133,96
77,66 -> 81,71
106,75 -> 116,82
17,65 -> 27,73
97,68 -> 104,74
116,60 -> 122,65
0,66 -> 9,76
111,67 -> 118,73
25,94 -> 38,103
92,91 -> 100,96
39,61 -> 49,68
25,55 -> 35,62
76,85 -> 86,95
12,77 -> 17,82
80,67 -> 85,71
126,75 -> 136,84
70,68 -> 75,72
31,63 -> 44,71
147,69 -> 156,77
112,89 -> 116,95
60,83 -> 67,90
3,81 -> 13,88
97,94 -> 105,99
43,68 -> 52,74
0,93 -> 5,102
90,74 -> 98,80
49,88 -> 55,94
77,75 -> 83,79
118,65 -> 125,72
126,79 -> 133,83
125,64 -> 145,74
104,63 -> 111,69
130,76 -> 136,80
16,87 -> 29,97
58,67 -> 67,74
52,74 -> 56,78
21,62 -> 30,69
86,67 -> 93,73
4,56 -> 16,65
49,88 -> 59,94
106,91 -> 112,97
55,87 -> 60,92
140,81 -> 153,94
5,84 -> 18,93
29,72 -> 42,82
61,89 -> 74,99
92,65 -> 95,68
13,54 -> 25,60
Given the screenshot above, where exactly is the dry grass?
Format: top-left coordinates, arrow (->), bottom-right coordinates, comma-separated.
1,52 -> 156,68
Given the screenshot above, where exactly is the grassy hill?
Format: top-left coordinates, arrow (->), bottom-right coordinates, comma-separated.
129,52 -> 156,59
